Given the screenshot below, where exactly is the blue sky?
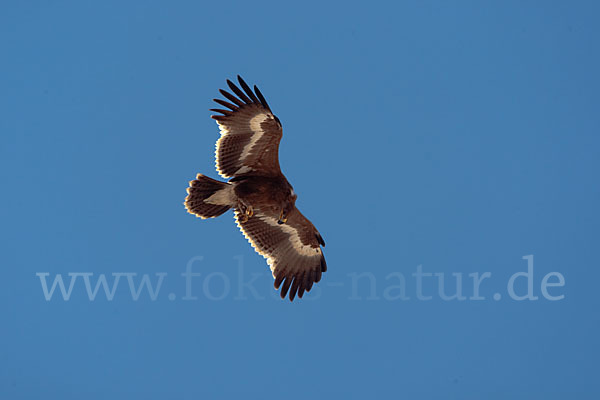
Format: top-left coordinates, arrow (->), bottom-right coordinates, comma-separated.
1,1 -> 599,399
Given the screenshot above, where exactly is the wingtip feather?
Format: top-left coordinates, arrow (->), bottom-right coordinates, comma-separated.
253,85 -> 271,111
237,75 -> 259,103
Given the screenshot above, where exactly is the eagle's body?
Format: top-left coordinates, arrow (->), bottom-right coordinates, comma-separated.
234,175 -> 294,211
185,76 -> 326,301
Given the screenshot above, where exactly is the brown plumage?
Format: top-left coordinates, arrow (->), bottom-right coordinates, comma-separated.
184,76 -> 326,301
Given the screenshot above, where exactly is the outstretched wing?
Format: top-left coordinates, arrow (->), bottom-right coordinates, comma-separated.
210,76 -> 283,179
235,207 -> 327,301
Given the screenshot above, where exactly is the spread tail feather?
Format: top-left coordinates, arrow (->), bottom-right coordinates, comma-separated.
185,174 -> 234,219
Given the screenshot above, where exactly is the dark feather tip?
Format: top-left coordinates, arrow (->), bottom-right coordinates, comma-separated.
316,232 -> 325,247
209,108 -> 231,116
219,89 -> 244,107
213,98 -> 237,110
227,78 -> 251,103
237,75 -> 259,103
280,276 -> 292,299
254,85 -> 271,111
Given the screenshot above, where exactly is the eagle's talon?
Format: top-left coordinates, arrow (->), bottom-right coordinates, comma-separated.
277,209 -> 288,224
237,201 -> 253,221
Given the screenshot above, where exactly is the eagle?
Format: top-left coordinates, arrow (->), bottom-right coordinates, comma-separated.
184,76 -> 327,301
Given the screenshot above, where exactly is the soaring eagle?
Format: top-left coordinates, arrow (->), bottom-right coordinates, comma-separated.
184,76 -> 326,301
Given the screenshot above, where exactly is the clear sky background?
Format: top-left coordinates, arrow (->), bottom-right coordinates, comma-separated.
1,1 -> 599,399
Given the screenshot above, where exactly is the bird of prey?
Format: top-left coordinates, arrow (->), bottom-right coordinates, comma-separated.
184,76 -> 326,301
